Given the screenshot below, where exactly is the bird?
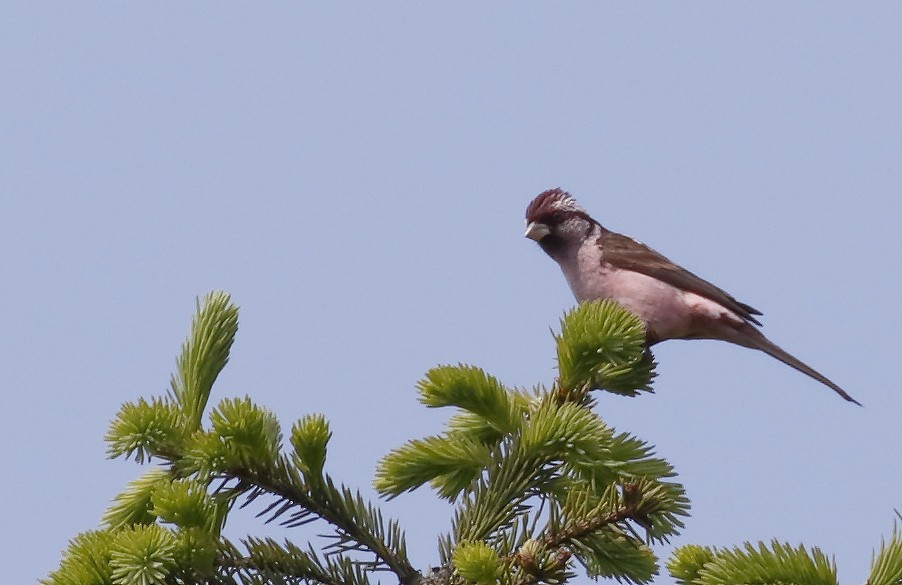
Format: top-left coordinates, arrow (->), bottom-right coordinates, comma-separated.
524,187 -> 859,405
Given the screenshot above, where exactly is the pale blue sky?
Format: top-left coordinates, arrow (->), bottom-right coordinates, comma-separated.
3,4 -> 901,584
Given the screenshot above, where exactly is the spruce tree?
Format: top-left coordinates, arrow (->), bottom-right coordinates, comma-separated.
45,291 -> 902,585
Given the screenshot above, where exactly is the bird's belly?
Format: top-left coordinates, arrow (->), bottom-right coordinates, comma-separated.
569,266 -> 696,342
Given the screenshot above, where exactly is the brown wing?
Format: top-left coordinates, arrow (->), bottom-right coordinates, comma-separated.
598,229 -> 763,326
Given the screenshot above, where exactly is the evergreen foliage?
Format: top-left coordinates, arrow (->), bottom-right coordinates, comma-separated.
45,292 -> 900,585
869,516 -> 902,585
668,540 -> 837,585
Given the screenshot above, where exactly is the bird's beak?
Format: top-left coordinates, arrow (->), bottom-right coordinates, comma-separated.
524,221 -> 551,242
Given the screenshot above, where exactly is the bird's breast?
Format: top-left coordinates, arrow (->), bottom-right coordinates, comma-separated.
560,247 -> 696,341
592,266 -> 694,339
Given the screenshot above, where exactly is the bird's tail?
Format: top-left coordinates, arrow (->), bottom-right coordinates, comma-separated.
737,326 -> 861,406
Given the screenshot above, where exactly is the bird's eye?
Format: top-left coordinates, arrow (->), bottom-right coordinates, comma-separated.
544,212 -> 565,225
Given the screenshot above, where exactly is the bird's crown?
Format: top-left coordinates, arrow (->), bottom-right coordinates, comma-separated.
525,188 -> 586,223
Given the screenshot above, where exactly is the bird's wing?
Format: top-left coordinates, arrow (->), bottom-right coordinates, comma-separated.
598,229 -> 763,326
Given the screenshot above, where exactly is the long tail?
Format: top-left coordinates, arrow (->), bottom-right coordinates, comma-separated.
739,327 -> 861,406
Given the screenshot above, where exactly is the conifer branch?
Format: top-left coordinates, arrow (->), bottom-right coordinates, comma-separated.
51,292 -> 899,585
170,292 -> 239,431
555,300 -> 655,397
540,505 -> 634,549
869,518 -> 902,585
221,458 -> 420,584
217,537 -> 369,585
668,540 -> 837,585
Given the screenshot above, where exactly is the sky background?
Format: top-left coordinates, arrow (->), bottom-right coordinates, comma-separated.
3,3 -> 901,584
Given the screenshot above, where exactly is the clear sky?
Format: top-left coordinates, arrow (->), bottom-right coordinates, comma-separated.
3,4 -> 900,584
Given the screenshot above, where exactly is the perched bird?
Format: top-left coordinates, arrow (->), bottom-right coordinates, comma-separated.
524,188 -> 859,405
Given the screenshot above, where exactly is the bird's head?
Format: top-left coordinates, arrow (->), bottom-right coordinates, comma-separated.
524,188 -> 596,258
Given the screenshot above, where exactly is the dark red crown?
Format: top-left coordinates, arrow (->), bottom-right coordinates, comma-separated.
525,188 -> 585,223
